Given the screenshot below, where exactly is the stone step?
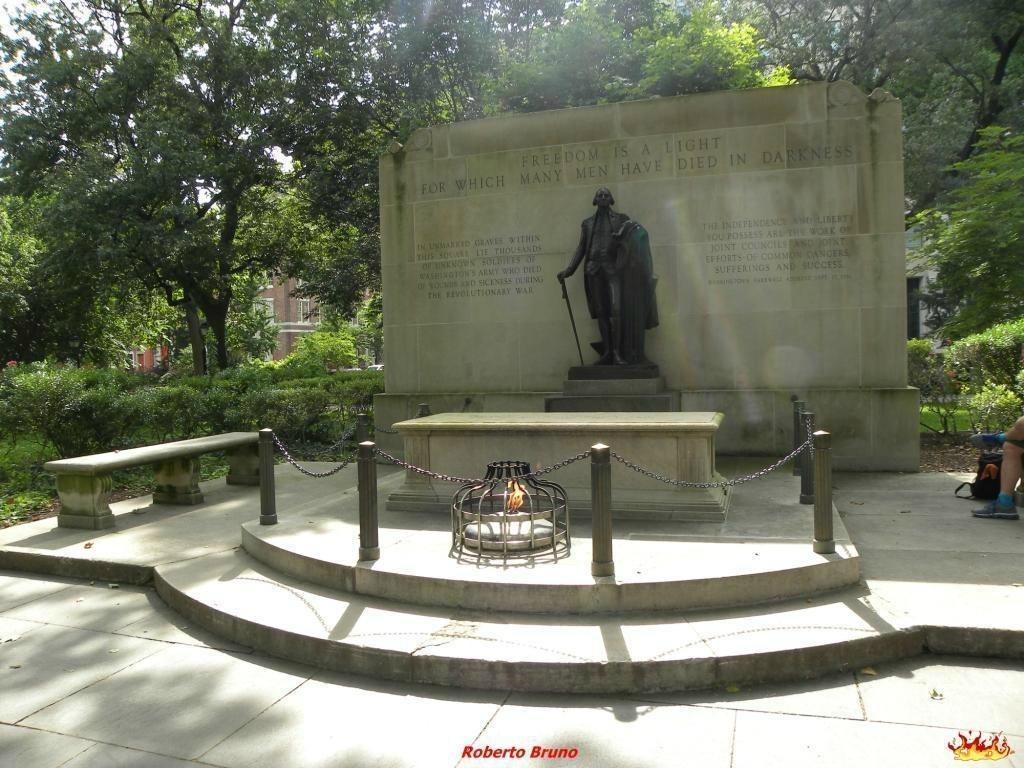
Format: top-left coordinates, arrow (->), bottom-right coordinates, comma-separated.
544,393 -> 680,412
562,378 -> 666,396
155,548 -> 922,694
240,518 -> 861,615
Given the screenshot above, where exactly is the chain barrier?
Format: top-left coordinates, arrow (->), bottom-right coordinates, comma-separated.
291,410 -> 817,487
304,423 -> 358,458
610,411 -> 817,489
373,448 -> 592,485
272,430 -> 357,479
611,436 -> 812,489
374,425 -> 400,434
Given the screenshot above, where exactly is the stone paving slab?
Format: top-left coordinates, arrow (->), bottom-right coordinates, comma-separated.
201,674 -> 505,768
112,599 -> 252,653
460,696 -> 736,768
0,722 -> 94,768
855,656 -> 1024,733
730,708 -> 1023,768
0,572 -> 80,612
0,620 -> 164,724
20,644 -> 310,760
2,582 -> 163,633
632,669 -> 865,720
62,742 -> 212,768
1,569 -> 1023,768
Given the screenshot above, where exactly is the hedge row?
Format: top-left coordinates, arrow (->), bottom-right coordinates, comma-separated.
908,317 -> 1024,432
0,363 -> 384,458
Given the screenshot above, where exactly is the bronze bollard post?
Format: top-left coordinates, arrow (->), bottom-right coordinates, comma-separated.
799,411 -> 815,504
356,413 -> 369,444
416,402 -> 432,418
258,428 -> 277,525
812,430 -> 835,554
792,397 -> 805,476
590,443 -> 614,578
357,441 -> 380,561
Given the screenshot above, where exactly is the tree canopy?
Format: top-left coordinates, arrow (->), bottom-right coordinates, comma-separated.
1,0 -> 380,370
1,0 -> 1023,364
916,127 -> 1024,337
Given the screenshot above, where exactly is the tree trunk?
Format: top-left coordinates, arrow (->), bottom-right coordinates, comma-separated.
184,301 -> 207,375
202,298 -> 231,372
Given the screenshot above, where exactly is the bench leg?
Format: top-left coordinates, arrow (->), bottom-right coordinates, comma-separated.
226,443 -> 260,486
57,473 -> 116,529
153,458 -> 204,505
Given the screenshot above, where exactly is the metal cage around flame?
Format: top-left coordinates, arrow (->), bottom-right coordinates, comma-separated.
451,460 -> 570,562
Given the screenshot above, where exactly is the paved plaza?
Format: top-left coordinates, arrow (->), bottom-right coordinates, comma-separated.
1,459 -> 1022,767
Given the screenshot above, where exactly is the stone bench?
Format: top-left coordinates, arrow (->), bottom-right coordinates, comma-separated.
45,432 -> 260,530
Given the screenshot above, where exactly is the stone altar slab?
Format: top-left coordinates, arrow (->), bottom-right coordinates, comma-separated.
384,412 -> 728,521
376,81 -> 918,471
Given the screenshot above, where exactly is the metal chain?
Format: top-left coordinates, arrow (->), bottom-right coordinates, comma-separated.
610,414 -> 817,489
306,423 -> 358,458
532,450 -> 592,477
272,433 -> 355,478
346,412 -> 818,488
610,435 -> 812,489
374,425 -> 400,434
373,448 -> 591,485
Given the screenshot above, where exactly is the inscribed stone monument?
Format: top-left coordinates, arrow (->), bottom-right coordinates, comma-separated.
376,82 -> 918,470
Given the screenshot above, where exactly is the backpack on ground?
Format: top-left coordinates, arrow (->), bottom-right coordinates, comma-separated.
955,451 -> 1002,500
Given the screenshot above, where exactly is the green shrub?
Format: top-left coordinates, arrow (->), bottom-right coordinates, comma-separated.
138,385 -> 208,441
0,363 -> 145,457
227,386 -> 335,443
276,330 -> 357,376
907,338 -> 936,393
962,383 -> 1023,432
906,339 -> 962,434
946,318 -> 1024,392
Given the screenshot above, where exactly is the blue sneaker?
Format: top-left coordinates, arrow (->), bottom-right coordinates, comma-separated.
970,432 -> 1005,449
972,500 -> 1019,520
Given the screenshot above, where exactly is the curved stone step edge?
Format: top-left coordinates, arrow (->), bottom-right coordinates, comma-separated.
240,523 -> 861,616
153,559 -> 919,695
0,548 -> 152,585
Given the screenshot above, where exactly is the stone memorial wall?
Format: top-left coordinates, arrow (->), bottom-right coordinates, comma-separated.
376,82 -> 918,470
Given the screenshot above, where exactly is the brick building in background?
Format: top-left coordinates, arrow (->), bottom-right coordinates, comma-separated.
130,277 -> 319,371
259,277 -> 321,360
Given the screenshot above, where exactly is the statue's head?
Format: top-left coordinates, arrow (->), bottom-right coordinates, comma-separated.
592,187 -> 614,207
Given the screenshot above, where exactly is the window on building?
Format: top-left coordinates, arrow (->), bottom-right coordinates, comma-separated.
906,277 -> 922,339
297,297 -> 312,324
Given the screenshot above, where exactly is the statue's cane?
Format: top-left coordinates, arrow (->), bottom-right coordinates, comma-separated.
559,275 -> 585,367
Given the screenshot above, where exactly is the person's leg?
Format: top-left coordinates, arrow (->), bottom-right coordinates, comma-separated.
1000,416 -> 1024,494
974,416 -> 1024,520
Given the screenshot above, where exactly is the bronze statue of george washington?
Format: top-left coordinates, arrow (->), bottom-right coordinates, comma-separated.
557,187 -> 659,366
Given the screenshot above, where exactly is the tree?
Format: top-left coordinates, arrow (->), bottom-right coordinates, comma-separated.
496,0 -> 788,112
353,292 -> 383,366
0,197 -> 37,362
724,0 -> 1024,211
0,0 -> 379,372
916,127 -> 1024,337
0,193 -> 167,366
225,273 -> 278,365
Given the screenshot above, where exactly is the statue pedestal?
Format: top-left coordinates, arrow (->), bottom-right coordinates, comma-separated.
545,365 -> 679,412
